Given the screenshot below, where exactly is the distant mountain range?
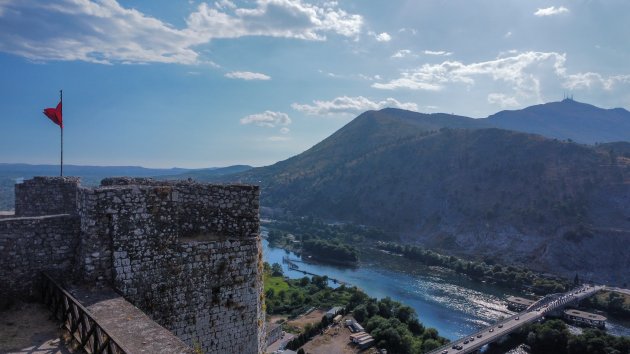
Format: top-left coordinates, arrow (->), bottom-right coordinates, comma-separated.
2,99 -> 629,284
212,100 -> 630,284
0,164 -> 252,210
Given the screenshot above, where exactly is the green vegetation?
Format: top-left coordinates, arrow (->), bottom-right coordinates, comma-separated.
302,239 -> 358,263
263,262 -> 357,318
485,319 -> 630,354
377,242 -> 570,295
265,217 -> 393,264
582,291 -> 630,321
264,262 -> 448,353
350,295 -> 447,353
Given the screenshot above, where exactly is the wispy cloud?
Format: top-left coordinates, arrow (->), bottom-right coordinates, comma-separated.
368,31 -> 391,42
291,96 -> 417,115
225,71 -> 271,80
240,111 -> 291,127
534,6 -> 569,16
372,51 -> 568,94
563,72 -> 630,90
391,49 -> 414,58
398,28 -> 417,35
0,0 -> 363,64
373,50 -> 630,102
423,50 -> 452,56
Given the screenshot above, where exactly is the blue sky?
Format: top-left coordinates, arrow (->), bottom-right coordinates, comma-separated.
1,0 -> 629,168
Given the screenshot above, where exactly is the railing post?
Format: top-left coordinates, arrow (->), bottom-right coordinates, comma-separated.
39,272 -> 130,354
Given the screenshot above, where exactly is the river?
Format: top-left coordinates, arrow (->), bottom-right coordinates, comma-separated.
262,238 -> 630,340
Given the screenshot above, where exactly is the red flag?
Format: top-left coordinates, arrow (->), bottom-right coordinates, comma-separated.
43,101 -> 63,128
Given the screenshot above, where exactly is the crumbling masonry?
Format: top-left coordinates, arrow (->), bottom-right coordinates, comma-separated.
0,176 -> 266,353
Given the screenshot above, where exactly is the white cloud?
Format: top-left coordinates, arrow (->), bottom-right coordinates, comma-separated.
504,31 -> 513,38
291,96 -> 418,115
375,32 -> 391,42
534,6 -> 569,16
188,1 -> 363,41
368,31 -> 391,42
563,73 -> 630,90
280,127 -> 290,134
0,0 -> 363,64
225,71 -> 271,80
391,49 -> 413,58
372,51 -> 568,95
423,50 -> 452,56
240,111 -> 291,127
373,50 -> 630,101
487,93 -> 520,108
398,28 -> 417,35
359,74 -> 382,81
215,0 -> 236,10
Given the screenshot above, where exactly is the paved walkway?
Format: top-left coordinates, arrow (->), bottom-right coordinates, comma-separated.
67,285 -> 193,354
0,302 -> 71,354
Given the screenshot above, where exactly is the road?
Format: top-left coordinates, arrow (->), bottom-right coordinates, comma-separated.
427,285 -> 604,354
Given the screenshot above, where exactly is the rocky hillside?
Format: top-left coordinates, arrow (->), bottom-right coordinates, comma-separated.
221,108 -> 630,285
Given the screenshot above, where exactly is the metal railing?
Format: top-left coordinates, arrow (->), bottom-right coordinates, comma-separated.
40,272 -> 131,354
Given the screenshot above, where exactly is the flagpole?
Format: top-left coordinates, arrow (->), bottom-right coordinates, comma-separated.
60,89 -> 63,177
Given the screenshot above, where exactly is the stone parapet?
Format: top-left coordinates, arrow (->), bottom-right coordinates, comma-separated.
15,176 -> 80,217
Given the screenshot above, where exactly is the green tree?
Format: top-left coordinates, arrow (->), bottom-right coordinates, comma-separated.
271,263 -> 283,277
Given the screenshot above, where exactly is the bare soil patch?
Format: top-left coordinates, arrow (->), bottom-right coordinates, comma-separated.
300,320 -> 378,354
286,309 -> 326,330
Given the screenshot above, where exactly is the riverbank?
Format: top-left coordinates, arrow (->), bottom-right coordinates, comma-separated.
262,239 -> 630,340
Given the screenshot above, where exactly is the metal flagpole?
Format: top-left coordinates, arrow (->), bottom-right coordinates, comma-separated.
60,89 -> 63,177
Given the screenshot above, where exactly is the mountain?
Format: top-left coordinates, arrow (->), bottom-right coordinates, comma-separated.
0,164 -> 255,211
159,165 -> 253,181
487,99 -> 630,144
0,164 -> 193,211
217,107 -> 630,285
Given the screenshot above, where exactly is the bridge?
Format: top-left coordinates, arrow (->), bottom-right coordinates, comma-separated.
427,285 -> 604,354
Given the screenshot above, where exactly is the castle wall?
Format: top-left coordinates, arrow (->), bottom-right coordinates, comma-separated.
3,177 -> 265,353
76,179 -> 265,353
15,176 -> 80,216
0,214 -> 80,302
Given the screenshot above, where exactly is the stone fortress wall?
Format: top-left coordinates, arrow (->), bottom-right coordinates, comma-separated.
0,176 -> 265,353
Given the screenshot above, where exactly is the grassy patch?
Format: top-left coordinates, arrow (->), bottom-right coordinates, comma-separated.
264,274 -> 290,293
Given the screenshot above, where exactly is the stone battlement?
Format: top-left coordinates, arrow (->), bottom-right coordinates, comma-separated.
0,176 -> 265,353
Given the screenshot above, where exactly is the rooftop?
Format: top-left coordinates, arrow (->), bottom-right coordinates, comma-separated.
506,296 -> 536,306
564,309 -> 607,321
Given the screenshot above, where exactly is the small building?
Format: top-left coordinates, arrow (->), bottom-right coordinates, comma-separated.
350,331 -> 375,349
266,322 -> 283,347
333,314 -> 343,323
563,309 -> 607,329
352,321 -> 364,332
506,296 -> 536,312
349,332 -> 371,343
356,337 -> 375,349
326,306 -> 344,319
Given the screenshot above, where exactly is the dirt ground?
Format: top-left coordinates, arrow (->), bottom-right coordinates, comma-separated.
286,309 -> 327,330
267,314 -> 289,324
0,302 -> 72,354
299,319 -> 378,354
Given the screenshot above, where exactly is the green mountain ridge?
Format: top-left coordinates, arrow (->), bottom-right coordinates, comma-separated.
214,104 -> 630,285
